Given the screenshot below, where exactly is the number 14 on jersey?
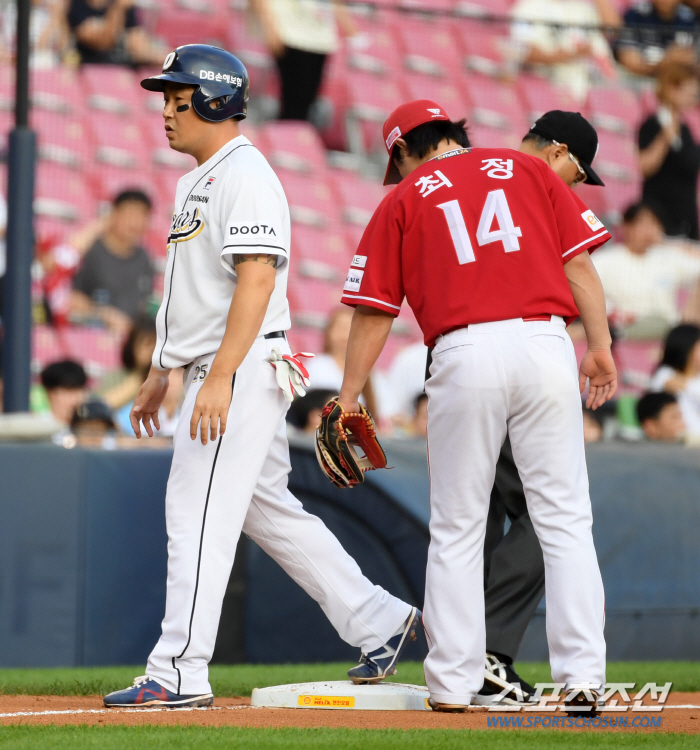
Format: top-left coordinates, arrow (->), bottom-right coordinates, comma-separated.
438,189 -> 522,265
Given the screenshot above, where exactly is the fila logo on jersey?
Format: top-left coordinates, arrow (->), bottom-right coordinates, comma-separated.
344,269 -> 364,293
581,210 -> 604,232
229,224 -> 277,236
203,177 -> 215,190
169,208 -> 205,243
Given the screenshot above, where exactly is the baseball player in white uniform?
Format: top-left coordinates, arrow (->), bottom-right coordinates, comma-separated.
103,44 -> 419,709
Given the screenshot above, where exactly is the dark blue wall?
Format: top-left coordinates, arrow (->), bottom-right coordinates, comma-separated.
0,439 -> 698,666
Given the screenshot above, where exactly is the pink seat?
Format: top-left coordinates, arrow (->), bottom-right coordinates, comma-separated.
277,170 -> 341,227
464,74 -> 528,133
30,67 -> 85,116
517,73 -> 582,123
155,8 -> 225,50
468,125 -> 524,150
456,20 -> 509,78
90,166 -> 160,205
35,164 -> 96,227
225,18 -> 278,100
600,177 -> 640,217
89,111 -> 153,169
291,223 -> 351,277
404,75 -> 470,120
683,107 -> 700,142
287,276 -> 343,324
56,327 -> 123,376
588,85 -> 642,136
397,16 -> 463,78
455,0 -> 514,16
259,121 -> 328,175
287,327 -> 324,357
344,17 -> 403,78
32,326 -> 64,373
81,65 -> 141,115
31,110 -> 93,168
328,169 -> 389,229
576,184 -> 609,226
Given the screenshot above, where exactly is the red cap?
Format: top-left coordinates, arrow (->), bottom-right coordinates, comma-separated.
382,100 -> 450,185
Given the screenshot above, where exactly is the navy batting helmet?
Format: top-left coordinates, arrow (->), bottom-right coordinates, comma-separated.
140,44 -> 249,122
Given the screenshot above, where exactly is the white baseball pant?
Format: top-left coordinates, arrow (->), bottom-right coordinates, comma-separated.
423,316 -> 606,706
146,335 -> 411,695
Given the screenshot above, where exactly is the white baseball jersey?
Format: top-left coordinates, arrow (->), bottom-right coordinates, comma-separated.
154,135 -> 291,370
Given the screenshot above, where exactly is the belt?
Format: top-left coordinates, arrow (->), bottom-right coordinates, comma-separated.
264,330 -> 286,340
522,314 -> 553,322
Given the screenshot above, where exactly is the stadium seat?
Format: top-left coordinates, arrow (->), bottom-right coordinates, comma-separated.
287,276 -> 344,330
90,165 -> 161,205
34,164 -> 96,228
31,110 -> 93,169
404,75 -> 470,120
682,107 -> 700,143
32,326 -> 64,374
396,16 -> 463,78
455,19 -> 510,78
328,169 -> 389,229
291,223 -> 351,276
576,184 -> 610,226
259,121 -> 328,175
225,19 -> 279,103
89,111 -> 153,169
464,74 -> 528,133
58,327 -> 123,377
595,131 -> 640,184
601,177 -> 640,218
456,0 -> 514,17
81,65 -> 141,115
30,67 -> 85,116
155,8 -> 225,50
276,169 -> 341,227
517,73 -> 582,123
344,15 -> 403,78
286,326 -> 324,357
588,85 -> 642,136
468,123 -> 525,150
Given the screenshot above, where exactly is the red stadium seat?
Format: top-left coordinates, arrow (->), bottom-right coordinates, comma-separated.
155,8 -> 225,50
88,111 -> 153,169
588,85 -> 642,136
455,19 -> 510,78
291,223 -> 351,276
517,74 -> 582,123
396,16 -> 463,78
464,74 -> 528,133
31,110 -> 93,168
90,166 -> 161,205
328,169 -> 389,229
344,16 -> 403,78
81,65 -> 142,115
34,164 -> 96,227
259,121 -> 328,175
468,124 -> 525,150
404,75 -> 470,120
30,67 -> 85,116
57,327 -> 123,376
277,170 -> 341,227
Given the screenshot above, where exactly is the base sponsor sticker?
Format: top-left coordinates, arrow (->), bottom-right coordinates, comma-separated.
298,695 -> 355,708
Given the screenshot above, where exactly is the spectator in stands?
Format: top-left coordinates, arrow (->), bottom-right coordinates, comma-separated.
510,0 -> 621,101
67,0 -> 165,66
98,316 -> 156,410
638,53 -> 700,240
592,202 -> 700,338
0,0 -> 71,67
250,0 -> 358,121
113,367 -> 183,438
305,307 -> 378,415
40,359 -> 87,425
636,391 -> 686,442
286,387 -> 335,434
70,189 -> 154,335
650,323 -> 700,436
71,397 -> 117,447
616,0 -> 698,78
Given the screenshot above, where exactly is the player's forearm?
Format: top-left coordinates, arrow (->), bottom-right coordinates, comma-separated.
339,306 -> 394,406
638,133 -> 672,178
564,251 -> 612,350
209,265 -> 276,379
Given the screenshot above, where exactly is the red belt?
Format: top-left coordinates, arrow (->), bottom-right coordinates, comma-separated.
522,314 -> 553,322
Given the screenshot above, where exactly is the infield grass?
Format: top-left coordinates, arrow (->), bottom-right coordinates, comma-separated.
0,727 -> 697,749
0,662 -> 697,697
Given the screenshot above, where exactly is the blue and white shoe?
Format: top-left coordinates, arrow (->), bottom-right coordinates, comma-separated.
348,607 -> 422,685
103,675 -> 214,708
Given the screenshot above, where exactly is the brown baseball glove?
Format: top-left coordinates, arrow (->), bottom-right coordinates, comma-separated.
315,398 -> 387,488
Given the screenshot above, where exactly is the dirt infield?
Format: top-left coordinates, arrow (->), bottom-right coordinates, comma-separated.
0,694 -> 698,733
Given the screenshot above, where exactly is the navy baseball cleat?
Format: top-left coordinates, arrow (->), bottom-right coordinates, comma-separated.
103,675 -> 214,708
348,607 -> 422,685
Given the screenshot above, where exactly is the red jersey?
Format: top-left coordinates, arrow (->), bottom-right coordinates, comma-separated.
341,148 -> 611,347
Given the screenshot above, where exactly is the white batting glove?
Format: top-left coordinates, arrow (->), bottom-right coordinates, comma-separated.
266,347 -> 314,402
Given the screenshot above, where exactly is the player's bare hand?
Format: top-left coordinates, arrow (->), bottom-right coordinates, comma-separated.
190,373 -> 232,445
579,348 -> 617,410
131,368 -> 170,438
